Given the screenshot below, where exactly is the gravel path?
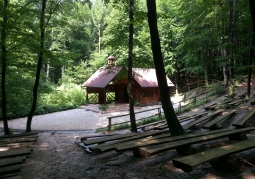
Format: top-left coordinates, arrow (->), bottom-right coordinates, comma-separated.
0,107 -> 163,131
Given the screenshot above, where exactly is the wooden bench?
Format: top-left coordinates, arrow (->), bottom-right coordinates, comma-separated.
136,120 -> 166,131
82,129 -> 171,150
154,111 -> 210,131
89,129 -> 170,152
203,102 -> 217,111
227,99 -> 244,108
232,108 -> 255,128
217,99 -> 233,108
237,91 -> 247,98
114,129 -> 230,152
172,138 -> 255,172
136,127 -> 255,158
203,110 -> 237,130
182,110 -> 223,130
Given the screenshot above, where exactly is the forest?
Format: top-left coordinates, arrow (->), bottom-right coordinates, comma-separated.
0,0 -> 254,133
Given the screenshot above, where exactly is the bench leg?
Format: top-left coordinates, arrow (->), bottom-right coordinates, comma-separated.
210,155 -> 242,172
229,133 -> 248,140
176,145 -> 197,156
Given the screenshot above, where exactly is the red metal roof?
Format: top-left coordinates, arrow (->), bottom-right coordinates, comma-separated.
132,68 -> 174,87
82,67 -> 174,88
82,67 -> 122,88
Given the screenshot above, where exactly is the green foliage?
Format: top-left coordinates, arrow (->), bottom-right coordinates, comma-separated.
99,104 -> 108,111
134,101 -> 140,107
36,83 -> 86,114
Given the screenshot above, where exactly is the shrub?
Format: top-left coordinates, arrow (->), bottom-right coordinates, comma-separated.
99,104 -> 108,111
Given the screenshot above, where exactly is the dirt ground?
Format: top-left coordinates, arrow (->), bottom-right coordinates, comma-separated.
19,77 -> 255,179
20,130 -> 255,179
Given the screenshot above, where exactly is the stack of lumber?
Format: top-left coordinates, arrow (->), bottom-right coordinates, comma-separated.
0,132 -> 38,179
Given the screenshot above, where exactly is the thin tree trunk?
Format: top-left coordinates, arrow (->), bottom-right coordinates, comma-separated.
26,0 -> 47,132
128,0 -> 137,132
1,0 -> 10,135
247,0 -> 255,99
146,0 -> 184,136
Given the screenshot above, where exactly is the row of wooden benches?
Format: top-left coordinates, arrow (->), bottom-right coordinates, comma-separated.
0,132 -> 38,178
78,107 -> 255,173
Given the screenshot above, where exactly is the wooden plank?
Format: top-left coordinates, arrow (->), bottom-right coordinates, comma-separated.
203,110 -> 237,129
0,132 -> 38,139
228,99 -> 244,106
114,128 -> 230,152
0,156 -> 26,167
0,164 -> 21,175
232,108 -> 255,128
218,99 -> 233,105
153,111 -> 210,131
138,127 -> 255,158
79,134 -> 118,140
82,132 -> 145,145
0,137 -> 38,144
0,142 -> 34,149
172,138 -> 255,172
0,148 -> 32,159
89,130 -> 170,152
3,175 -> 22,179
0,134 -> 38,141
204,102 -> 217,110
182,110 -> 223,130
179,111 -> 209,123
137,120 -> 166,130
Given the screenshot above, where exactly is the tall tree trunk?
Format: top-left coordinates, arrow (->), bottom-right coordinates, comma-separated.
146,0 -> 184,136
229,0 -> 236,79
1,0 -> 10,135
128,0 -> 137,132
203,52 -> 209,86
26,0 -> 47,132
247,0 -> 255,99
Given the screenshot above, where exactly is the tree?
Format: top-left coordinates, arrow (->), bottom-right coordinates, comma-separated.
247,0 -> 255,99
127,0 -> 137,132
26,0 -> 61,132
146,0 -> 185,136
1,0 -> 11,135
